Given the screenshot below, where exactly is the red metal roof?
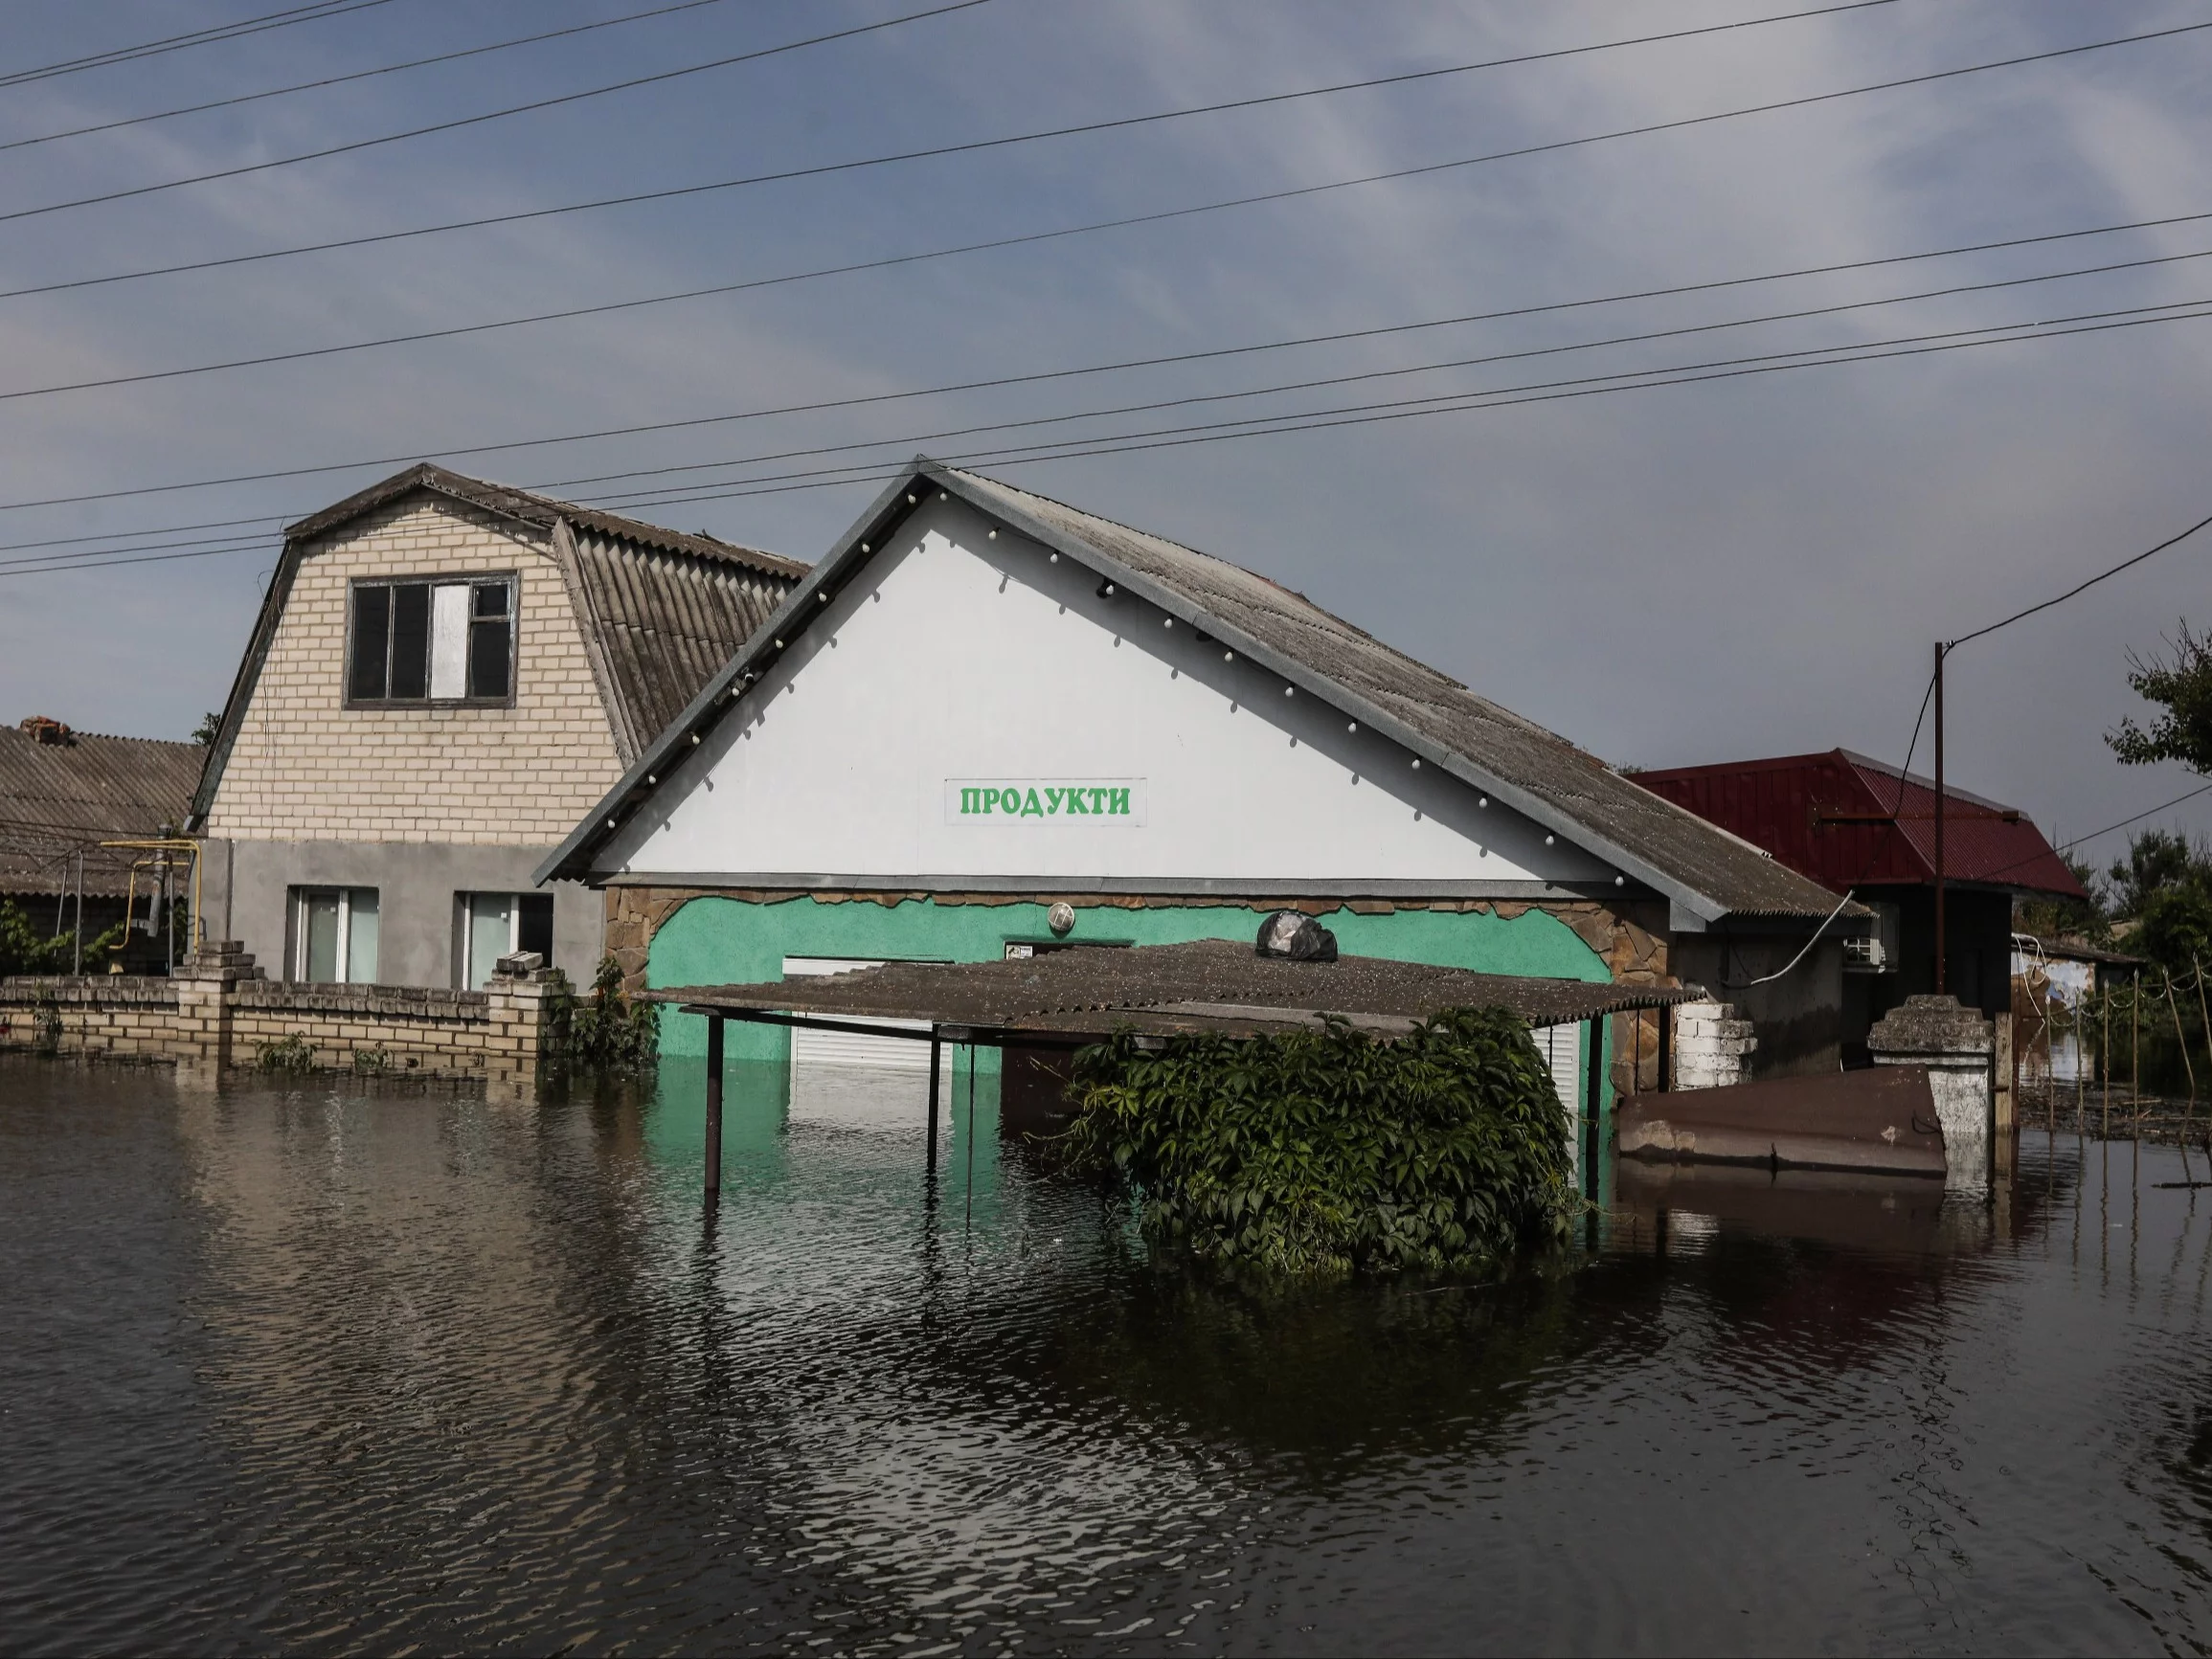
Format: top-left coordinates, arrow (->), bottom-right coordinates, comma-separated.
1633,749 -> 2086,900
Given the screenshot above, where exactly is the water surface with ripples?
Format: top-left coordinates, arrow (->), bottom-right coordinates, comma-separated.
3,1057 -> 2209,1654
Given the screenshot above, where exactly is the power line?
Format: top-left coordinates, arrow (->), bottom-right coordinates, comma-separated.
0,0 -> 994,229
0,0 -> 393,89
1973,781 -> 2212,885
2058,785 -> 2212,854
0,0 -> 1892,270
1947,508 -> 2212,650
0,0 -> 743,155
569,293 -> 2212,515
4,18 -> 2194,412
528,244 -> 2212,499
11,282 -> 2211,581
6,235 -> 2203,558
0,515 -> 285,557
566,292 -> 2212,516
5,203 -> 2207,520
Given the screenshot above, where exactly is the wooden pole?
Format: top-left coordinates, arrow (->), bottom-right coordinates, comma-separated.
2132,976 -> 2141,1128
2102,987 -> 2110,1139
704,1014 -> 725,1199
1657,1002 -> 1672,1094
2194,955 -> 2210,1146
2168,969 -> 2195,1114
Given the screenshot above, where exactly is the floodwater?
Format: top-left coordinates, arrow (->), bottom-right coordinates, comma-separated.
4,1059 -> 2211,1656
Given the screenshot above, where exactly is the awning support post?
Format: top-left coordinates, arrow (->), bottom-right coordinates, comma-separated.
704,1014 -> 725,1201
1585,1015 -> 1605,1192
1656,1003 -> 1671,1094
927,1028 -> 942,1169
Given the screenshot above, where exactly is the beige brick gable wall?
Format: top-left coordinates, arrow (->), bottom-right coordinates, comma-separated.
205,498 -> 623,844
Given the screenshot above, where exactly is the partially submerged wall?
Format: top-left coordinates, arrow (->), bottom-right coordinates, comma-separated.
0,941 -> 556,1087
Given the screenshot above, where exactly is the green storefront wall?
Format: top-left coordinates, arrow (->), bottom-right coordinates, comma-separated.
646,894 -> 1612,1098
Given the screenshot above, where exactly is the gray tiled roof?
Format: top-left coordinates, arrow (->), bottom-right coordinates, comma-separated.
0,723 -> 204,898
939,467 -> 1849,922
543,458 -> 1855,925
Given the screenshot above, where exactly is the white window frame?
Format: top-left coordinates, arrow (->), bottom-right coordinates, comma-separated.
458,890 -> 554,989
291,886 -> 377,983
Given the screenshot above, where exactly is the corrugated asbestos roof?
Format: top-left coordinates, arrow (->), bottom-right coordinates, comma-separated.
193,465 -> 808,819
554,521 -> 795,766
542,457 -> 1862,926
0,724 -> 205,898
650,937 -> 1696,1039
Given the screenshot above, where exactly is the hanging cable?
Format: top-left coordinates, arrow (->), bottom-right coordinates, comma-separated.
0,0 -> 745,155
11,203 -> 2212,512
0,0 -> 994,228
0,0 -> 390,89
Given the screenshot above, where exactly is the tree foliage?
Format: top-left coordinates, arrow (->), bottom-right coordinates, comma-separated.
0,899 -> 69,978
2016,852 -> 2110,946
1061,1007 -> 1578,1279
2090,829 -> 2212,977
2109,622 -> 2212,774
554,954 -> 659,1069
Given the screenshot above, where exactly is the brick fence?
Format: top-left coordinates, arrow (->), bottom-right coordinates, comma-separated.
0,941 -> 557,1089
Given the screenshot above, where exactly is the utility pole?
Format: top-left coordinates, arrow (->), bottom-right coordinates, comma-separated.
1933,640 -> 1947,997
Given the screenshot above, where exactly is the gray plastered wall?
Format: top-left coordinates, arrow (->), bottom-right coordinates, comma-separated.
202,838 -> 603,989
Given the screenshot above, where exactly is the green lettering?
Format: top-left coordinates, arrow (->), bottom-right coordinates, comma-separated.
960,788 -> 981,815
1045,787 -> 1065,814
1064,788 -> 1090,815
1107,787 -> 1130,816
1088,788 -> 1107,813
982,788 -> 1002,814
1022,789 -> 1045,818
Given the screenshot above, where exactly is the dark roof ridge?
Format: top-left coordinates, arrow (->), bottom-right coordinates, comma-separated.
4,725 -> 198,751
282,460 -> 807,580
1835,747 -> 2020,816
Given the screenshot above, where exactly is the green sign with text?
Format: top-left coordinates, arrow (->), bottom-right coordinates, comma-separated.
944,778 -> 1146,825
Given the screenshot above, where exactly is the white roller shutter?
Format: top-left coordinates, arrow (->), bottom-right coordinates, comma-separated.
784,956 -> 937,1071
1530,1021 -> 1582,1122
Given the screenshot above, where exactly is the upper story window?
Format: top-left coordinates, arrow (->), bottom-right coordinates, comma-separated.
346,575 -> 513,705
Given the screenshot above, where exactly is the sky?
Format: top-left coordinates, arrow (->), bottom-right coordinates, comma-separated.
2,0 -> 2210,879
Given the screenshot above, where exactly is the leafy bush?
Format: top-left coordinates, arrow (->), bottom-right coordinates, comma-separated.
1062,1007 -> 1578,1279
351,1045 -> 391,1075
255,1034 -> 315,1073
556,954 -> 659,1069
0,899 -> 69,977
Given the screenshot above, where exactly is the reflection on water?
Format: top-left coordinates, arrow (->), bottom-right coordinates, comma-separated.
4,1057 -> 2211,1655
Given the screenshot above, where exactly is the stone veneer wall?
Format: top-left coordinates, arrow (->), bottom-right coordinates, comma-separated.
201,497 -> 623,845
604,885 -> 1680,1089
0,942 -> 556,1087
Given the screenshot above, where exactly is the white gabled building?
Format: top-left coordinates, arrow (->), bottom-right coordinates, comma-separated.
539,457 -> 1857,1106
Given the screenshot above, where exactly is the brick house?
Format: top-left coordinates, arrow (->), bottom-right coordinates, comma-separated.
187,463 -> 803,989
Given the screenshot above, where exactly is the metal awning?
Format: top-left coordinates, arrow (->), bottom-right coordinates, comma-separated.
648,937 -> 1697,1047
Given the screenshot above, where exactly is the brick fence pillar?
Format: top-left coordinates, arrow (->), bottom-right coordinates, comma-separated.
1867,994 -> 1994,1194
170,941 -> 261,1083
484,953 -> 561,1101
